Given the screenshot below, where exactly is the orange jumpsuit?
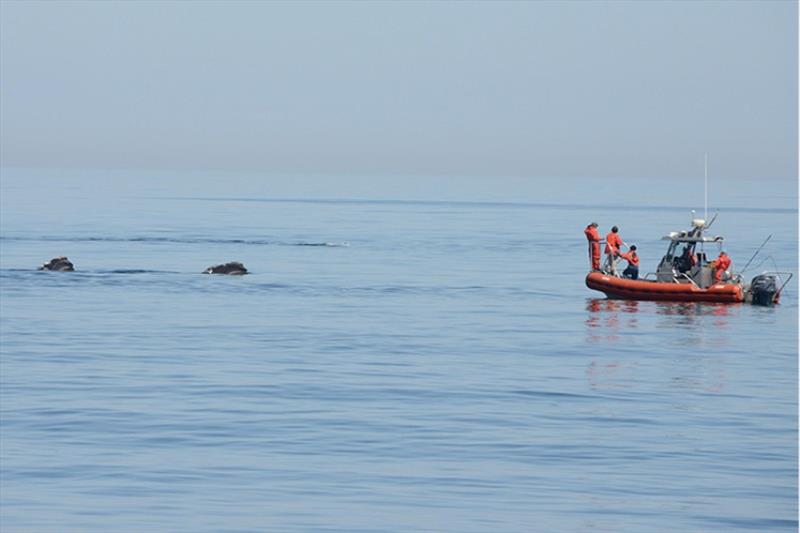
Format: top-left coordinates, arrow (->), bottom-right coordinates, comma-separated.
584,225 -> 601,270
603,231 -> 624,274
605,232 -> 623,255
714,253 -> 731,282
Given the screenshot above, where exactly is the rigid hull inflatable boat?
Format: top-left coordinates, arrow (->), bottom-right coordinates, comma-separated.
585,272 -> 744,303
586,215 -> 791,305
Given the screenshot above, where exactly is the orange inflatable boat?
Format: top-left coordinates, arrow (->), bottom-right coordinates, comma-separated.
585,214 -> 791,306
585,272 -> 744,303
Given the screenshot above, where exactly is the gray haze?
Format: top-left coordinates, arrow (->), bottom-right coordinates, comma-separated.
1,0 -> 797,180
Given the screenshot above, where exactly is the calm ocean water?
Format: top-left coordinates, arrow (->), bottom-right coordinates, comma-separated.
1,169 -> 797,532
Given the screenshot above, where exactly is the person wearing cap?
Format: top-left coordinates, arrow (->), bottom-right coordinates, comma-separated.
603,226 -> 627,275
619,245 -> 640,280
584,222 -> 601,271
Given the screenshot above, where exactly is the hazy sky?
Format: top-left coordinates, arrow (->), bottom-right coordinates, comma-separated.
1,0 -> 797,180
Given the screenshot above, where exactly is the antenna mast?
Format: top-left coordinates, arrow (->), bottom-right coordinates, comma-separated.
704,153 -> 708,221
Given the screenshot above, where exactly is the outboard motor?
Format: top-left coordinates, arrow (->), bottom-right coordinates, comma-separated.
749,274 -> 778,306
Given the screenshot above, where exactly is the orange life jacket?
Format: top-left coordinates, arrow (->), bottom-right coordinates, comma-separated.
620,251 -> 639,266
605,232 -> 623,254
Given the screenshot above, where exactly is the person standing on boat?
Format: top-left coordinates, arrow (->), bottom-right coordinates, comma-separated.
619,245 -> 639,280
712,251 -> 732,282
584,222 -> 601,271
604,226 -> 626,275
677,243 -> 697,273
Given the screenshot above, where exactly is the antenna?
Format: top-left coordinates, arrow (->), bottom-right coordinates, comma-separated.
704,153 -> 708,221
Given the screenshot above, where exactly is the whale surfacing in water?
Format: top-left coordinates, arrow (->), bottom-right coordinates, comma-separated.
39,257 -> 75,271
203,262 -> 248,275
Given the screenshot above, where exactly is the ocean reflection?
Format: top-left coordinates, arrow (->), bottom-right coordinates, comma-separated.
670,356 -> 729,394
584,299 -> 733,393
584,299 -> 639,343
654,302 -> 733,330
585,359 -> 638,390
655,302 -> 732,316
585,298 -> 735,344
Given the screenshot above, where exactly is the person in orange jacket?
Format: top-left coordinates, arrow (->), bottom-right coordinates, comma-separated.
713,251 -> 732,282
619,245 -> 640,280
584,222 -> 601,271
603,226 -> 626,275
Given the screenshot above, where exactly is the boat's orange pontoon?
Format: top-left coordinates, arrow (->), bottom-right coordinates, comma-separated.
585,272 -> 744,303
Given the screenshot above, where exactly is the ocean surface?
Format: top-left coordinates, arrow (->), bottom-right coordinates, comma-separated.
1,169 -> 797,532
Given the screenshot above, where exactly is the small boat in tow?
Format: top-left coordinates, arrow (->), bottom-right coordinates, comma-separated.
586,215 -> 792,305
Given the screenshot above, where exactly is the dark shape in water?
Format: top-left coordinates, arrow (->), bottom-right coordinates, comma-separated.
203,262 -> 248,275
39,256 -> 75,272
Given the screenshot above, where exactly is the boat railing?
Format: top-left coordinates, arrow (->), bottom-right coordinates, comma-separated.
777,272 -> 794,294
676,273 -> 699,288
645,271 -> 698,286
758,271 -> 795,294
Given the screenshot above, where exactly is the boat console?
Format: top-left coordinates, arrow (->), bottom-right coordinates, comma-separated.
655,221 -> 724,288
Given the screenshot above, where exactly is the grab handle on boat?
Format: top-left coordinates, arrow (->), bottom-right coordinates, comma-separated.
674,273 -> 699,287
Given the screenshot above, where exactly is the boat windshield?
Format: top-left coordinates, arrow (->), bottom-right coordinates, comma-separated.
665,241 -> 696,273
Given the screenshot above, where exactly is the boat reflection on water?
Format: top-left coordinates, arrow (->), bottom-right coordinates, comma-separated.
653,301 -> 734,331
584,298 -> 732,393
586,298 -> 640,315
585,299 -> 640,343
585,298 -> 735,342
654,301 -> 733,317
584,299 -> 639,387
